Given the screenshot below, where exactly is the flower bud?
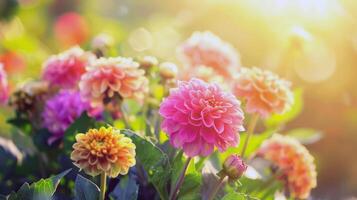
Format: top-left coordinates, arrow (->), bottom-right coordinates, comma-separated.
222,155 -> 247,180
139,56 -> 158,69
91,33 -> 114,50
159,62 -> 178,79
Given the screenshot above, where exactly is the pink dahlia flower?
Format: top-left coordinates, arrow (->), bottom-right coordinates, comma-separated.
256,134 -> 317,199
233,67 -> 293,118
0,64 -> 9,105
42,90 -> 101,144
54,12 -> 89,47
79,57 -> 148,106
42,46 -> 95,89
177,31 -> 240,78
159,78 -> 244,157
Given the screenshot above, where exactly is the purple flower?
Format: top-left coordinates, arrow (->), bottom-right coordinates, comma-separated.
42,90 -> 100,144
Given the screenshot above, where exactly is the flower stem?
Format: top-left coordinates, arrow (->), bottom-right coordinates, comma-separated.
241,114 -> 259,158
100,172 -> 107,200
119,104 -> 132,129
169,157 -> 192,200
207,175 -> 226,200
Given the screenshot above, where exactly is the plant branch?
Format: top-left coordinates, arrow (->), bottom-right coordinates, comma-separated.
241,114 -> 259,158
169,157 -> 192,200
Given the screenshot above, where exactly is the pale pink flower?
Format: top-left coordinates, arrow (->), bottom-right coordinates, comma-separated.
159,78 -> 244,157
233,67 -> 293,118
0,64 -> 9,105
79,57 -> 148,106
181,65 -> 227,89
42,46 -> 95,89
256,134 -> 317,199
177,31 -> 240,78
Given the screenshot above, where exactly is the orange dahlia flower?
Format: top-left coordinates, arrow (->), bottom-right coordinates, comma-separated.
233,67 -> 293,118
79,57 -> 148,106
256,134 -> 317,199
71,127 -> 136,177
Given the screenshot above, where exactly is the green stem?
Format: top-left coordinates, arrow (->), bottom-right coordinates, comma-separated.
169,157 -> 192,200
99,172 -> 107,200
207,175 -> 226,200
241,114 -> 259,158
119,104 -> 132,129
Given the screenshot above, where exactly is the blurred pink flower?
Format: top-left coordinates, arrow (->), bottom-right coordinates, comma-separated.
54,12 -> 89,47
79,57 -> 148,106
0,64 -> 9,105
256,134 -> 317,199
180,65 -> 227,89
177,31 -> 240,78
233,67 -> 293,118
159,78 -> 244,157
42,46 -> 95,89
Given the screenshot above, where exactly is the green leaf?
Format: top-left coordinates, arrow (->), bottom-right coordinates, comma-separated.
217,130 -> 274,164
170,152 -> 202,200
121,129 -> 170,200
7,117 -> 32,135
265,88 -> 303,128
74,175 -> 100,200
4,169 -> 71,200
32,169 -> 72,199
222,192 -> 246,200
110,175 -> 138,200
63,112 -> 96,155
286,128 -> 323,144
6,183 -> 32,200
177,173 -> 201,200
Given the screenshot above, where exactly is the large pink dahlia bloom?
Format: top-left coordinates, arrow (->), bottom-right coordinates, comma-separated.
42,46 -> 95,89
159,78 -> 244,157
79,57 -> 148,106
0,64 -> 9,105
177,31 -> 240,78
233,67 -> 293,118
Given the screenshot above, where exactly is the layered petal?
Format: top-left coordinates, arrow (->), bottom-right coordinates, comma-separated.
256,134 -> 317,199
233,67 -> 293,118
71,127 -> 136,178
159,78 -> 244,157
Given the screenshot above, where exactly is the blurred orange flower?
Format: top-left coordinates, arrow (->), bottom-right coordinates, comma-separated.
0,51 -> 26,74
256,134 -> 317,199
71,127 -> 136,177
233,67 -> 293,118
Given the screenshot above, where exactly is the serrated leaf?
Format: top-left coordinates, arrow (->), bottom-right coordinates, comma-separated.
110,175 -> 138,200
286,128 -> 322,144
74,175 -> 100,200
32,169 -> 72,199
3,169 -> 71,200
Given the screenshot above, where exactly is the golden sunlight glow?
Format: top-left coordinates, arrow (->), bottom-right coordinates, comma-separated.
242,0 -> 345,22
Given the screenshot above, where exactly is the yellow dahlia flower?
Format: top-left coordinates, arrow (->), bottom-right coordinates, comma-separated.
71,127 -> 136,178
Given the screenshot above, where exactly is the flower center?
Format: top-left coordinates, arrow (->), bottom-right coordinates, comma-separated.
207,98 -> 221,107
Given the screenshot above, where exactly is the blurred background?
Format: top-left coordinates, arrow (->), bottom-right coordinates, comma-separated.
1,0 -> 357,199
